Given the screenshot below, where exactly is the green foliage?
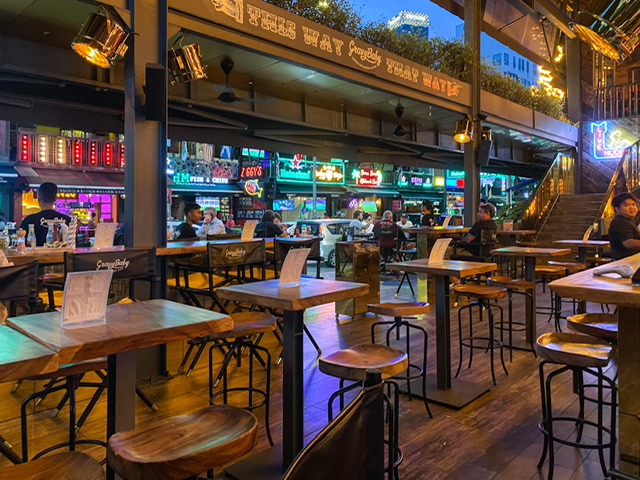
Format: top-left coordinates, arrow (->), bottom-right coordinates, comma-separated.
264,0 -> 568,122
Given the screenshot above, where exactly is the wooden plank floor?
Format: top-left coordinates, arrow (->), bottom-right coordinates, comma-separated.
0,269 -> 617,479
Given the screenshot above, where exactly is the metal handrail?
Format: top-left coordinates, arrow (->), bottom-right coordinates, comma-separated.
595,141 -> 640,221
595,82 -> 640,120
520,152 -> 575,233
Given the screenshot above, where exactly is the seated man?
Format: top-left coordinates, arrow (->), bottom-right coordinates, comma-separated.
456,203 -> 497,257
174,202 -> 201,240
195,207 -> 226,238
348,210 -> 369,240
373,210 -> 400,263
608,192 -> 640,260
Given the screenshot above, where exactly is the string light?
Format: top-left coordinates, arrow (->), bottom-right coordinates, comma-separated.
534,67 -> 565,100
553,45 -> 564,63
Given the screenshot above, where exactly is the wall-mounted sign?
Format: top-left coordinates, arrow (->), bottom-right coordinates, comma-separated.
590,121 -> 636,161
396,171 -> 436,189
352,168 -> 382,187
244,179 -> 263,196
276,157 -> 345,184
173,173 -> 230,185
240,165 -> 264,178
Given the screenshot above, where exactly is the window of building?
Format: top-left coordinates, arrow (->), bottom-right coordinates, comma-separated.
493,54 -> 501,65
526,62 -> 529,73
504,53 -> 509,65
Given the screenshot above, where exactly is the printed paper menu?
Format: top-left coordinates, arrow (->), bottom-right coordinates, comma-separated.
61,270 -> 113,328
241,220 -> 258,241
279,248 -> 311,287
428,238 -> 452,264
93,223 -> 118,248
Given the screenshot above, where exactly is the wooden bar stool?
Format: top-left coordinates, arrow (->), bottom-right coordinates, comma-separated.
368,302 -> 432,417
208,311 -> 276,446
108,404 -> 258,480
566,313 -> 618,343
535,332 -> 616,480
319,344 -> 408,480
0,451 -> 104,480
534,264 -> 567,331
452,284 -> 509,386
486,276 -> 537,360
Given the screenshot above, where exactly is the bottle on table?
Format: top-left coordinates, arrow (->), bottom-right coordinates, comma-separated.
27,224 -> 37,248
46,224 -> 54,247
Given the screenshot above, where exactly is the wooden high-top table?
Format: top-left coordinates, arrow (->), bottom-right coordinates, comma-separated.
495,229 -> 537,246
386,259 -> 498,409
552,239 -> 610,264
491,247 -> 571,344
550,256 -> 640,480
0,325 -> 60,464
7,299 -> 233,480
216,278 -> 368,478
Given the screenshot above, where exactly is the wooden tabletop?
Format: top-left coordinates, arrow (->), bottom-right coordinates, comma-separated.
7,299 -> 233,365
550,254 -> 640,307
491,247 -> 572,257
552,240 -> 610,248
0,325 -> 59,383
404,226 -> 470,235
495,230 -> 537,235
386,259 -> 498,277
216,278 -> 369,311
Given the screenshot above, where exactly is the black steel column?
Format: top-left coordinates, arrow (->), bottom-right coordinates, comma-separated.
282,309 -> 305,468
566,37 -> 583,194
434,275 -> 451,390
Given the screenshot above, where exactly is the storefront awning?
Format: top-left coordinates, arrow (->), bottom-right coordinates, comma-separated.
346,186 -> 400,197
0,165 -> 18,180
277,184 -> 346,196
15,165 -> 124,194
168,183 -> 243,194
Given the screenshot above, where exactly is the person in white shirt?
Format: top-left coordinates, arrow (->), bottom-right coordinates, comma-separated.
196,207 -> 226,238
348,210 -> 369,240
396,214 -> 413,229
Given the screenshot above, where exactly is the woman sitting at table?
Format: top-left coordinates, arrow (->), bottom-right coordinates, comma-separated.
255,210 -> 289,238
608,192 -> 640,260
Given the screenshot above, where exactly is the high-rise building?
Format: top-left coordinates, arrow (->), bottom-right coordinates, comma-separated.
388,11 -> 430,38
455,24 -> 539,88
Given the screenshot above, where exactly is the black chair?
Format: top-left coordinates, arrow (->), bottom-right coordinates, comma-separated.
283,369 -> 385,480
273,237 -> 323,279
20,249 -> 159,461
393,237 -> 416,297
450,228 -> 497,263
0,261 -> 39,317
373,224 -> 402,271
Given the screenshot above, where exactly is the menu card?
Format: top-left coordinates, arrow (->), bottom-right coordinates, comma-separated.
582,225 -> 593,242
93,223 -> 118,248
61,270 -> 113,328
442,215 -> 452,227
241,220 -> 258,241
428,238 -> 452,264
279,248 -> 311,287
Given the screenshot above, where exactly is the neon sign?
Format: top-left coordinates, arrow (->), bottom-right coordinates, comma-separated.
591,121 -> 636,161
173,173 -> 230,185
396,172 -> 435,189
316,164 -> 344,183
352,168 -> 382,187
240,165 -> 264,178
244,179 -> 263,196
276,158 -> 345,184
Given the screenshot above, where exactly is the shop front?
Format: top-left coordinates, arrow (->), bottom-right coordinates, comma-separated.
395,169 -> 446,216
273,154 -> 346,221
344,165 -> 399,218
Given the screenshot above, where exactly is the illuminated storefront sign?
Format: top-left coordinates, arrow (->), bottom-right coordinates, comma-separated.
276,157 -> 345,184
244,179 -> 263,196
352,168 -> 382,187
396,171 -> 435,189
172,172 -> 230,185
240,165 -> 264,178
590,121 -> 636,161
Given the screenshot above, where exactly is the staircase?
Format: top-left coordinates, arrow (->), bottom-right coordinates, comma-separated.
536,193 -> 605,249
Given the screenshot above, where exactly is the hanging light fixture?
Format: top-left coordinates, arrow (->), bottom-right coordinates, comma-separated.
481,126 -> 492,141
168,35 -> 208,85
453,115 -> 472,143
393,101 -> 406,137
71,6 -> 129,68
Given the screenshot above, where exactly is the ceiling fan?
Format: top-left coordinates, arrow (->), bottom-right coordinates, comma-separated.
216,57 -> 250,104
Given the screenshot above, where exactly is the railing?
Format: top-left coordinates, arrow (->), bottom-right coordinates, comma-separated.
595,83 -> 640,120
520,152 -> 575,234
595,141 -> 640,221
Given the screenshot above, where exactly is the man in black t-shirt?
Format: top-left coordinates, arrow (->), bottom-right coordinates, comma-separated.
20,182 -> 71,246
458,203 -> 497,257
608,192 -> 640,260
173,202 -> 201,240
255,210 -> 288,238
420,200 -> 436,226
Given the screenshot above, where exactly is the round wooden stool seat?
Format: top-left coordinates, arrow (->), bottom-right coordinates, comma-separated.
217,312 -> 276,338
319,344 -> 408,382
108,405 -> 258,480
487,276 -> 534,290
567,313 -> 618,342
367,301 -> 430,317
534,265 -> 566,276
535,332 -> 613,368
547,260 -> 586,273
452,284 -> 507,300
0,451 -> 104,480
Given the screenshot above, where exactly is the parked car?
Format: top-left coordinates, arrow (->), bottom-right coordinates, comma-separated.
294,219 -> 351,267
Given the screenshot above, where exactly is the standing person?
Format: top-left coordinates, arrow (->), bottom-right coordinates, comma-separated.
20,182 -> 71,246
420,200 -> 436,226
225,214 -> 236,229
255,210 -> 288,238
173,202 -> 201,240
196,207 -> 225,238
608,192 -> 640,260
